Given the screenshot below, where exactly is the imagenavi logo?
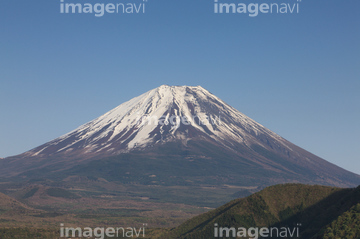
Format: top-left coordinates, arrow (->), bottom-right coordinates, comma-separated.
214,223 -> 301,238
214,0 -> 302,17
60,223 -> 147,238
60,0 -> 148,17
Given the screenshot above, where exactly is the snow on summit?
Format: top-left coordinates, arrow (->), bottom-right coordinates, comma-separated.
4,85 -> 360,188
24,85 -> 285,158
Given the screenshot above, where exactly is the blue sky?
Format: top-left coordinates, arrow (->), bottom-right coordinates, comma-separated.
1,0 -> 359,174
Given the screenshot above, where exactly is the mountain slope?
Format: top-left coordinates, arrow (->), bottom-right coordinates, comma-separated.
160,184 -> 360,239
314,202 -> 360,239
0,85 -> 359,190
0,192 -> 32,212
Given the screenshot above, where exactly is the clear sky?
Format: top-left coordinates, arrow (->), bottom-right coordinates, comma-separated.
1,0 -> 359,174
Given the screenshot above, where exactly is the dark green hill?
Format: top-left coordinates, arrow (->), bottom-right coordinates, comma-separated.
161,184 -> 360,239
313,203 -> 360,239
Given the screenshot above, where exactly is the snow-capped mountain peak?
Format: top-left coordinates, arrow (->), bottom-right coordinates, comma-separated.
4,85 -> 360,188
25,85 -> 284,158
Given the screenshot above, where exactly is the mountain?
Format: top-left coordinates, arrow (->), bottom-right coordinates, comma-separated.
160,184 -> 360,239
7,85 -> 287,159
0,85 -> 359,191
